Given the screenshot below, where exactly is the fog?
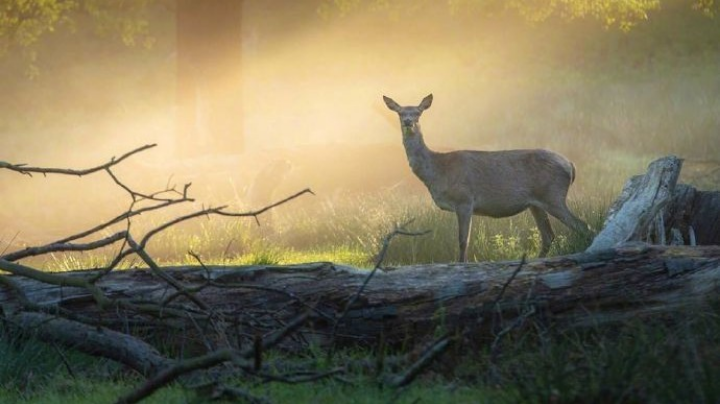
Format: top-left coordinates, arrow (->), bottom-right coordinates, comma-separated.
1,1 -> 719,249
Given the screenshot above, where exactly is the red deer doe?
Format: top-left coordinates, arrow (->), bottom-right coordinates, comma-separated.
383,94 -> 590,262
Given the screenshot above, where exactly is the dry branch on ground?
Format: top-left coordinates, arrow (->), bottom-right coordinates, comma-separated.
1,151 -> 719,402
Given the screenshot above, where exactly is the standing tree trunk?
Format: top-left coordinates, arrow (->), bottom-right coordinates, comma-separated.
176,0 -> 244,157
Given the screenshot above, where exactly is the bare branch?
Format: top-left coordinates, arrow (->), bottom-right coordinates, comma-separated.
105,167 -> 189,203
126,236 -> 209,312
0,144 -> 156,177
7,311 -> 172,378
115,349 -> 240,404
255,367 -> 345,384
244,311 -> 311,356
1,231 -> 128,262
0,259 -> 110,307
215,188 -> 315,223
56,195 -> 193,246
385,334 -> 452,388
330,219 -> 430,351
134,188 -> 314,252
117,312 -> 311,404
490,254 -> 527,308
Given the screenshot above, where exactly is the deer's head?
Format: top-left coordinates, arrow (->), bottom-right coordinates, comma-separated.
383,94 -> 433,136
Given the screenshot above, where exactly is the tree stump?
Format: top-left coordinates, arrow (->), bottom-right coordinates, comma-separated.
587,155 -> 720,252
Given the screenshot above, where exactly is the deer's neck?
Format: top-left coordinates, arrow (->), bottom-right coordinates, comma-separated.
402,124 -> 437,184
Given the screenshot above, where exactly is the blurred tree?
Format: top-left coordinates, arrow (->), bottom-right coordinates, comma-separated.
176,0 -> 243,157
0,0 -> 244,156
0,0 -> 156,77
0,0 -> 715,156
319,0 -> 717,30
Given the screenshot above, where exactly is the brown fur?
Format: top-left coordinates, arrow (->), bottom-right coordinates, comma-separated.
383,94 -> 589,262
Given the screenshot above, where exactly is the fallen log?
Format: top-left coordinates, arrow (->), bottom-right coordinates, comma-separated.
2,150 -> 720,393
3,244 -> 719,351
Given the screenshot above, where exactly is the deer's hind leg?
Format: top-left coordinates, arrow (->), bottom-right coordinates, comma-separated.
456,204 -> 473,262
542,198 -> 590,235
530,206 -> 555,258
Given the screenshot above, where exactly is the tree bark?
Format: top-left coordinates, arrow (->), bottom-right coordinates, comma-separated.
664,184 -> 720,245
3,245 -> 719,351
587,155 -> 682,252
586,155 -> 720,251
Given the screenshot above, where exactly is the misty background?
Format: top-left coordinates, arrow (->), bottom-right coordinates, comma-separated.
1,0 -> 719,251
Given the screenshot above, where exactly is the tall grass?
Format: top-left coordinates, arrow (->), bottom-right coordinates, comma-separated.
29,153 -> 704,272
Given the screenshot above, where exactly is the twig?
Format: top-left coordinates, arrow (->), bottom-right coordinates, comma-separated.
1,231 -> 128,262
57,194 -> 193,246
0,231 -> 20,255
255,367 -> 345,384
105,167 -> 187,203
207,384 -> 270,404
0,144 -> 156,177
115,349 -> 241,404
329,219 -> 430,352
216,188 -> 315,225
385,334 -> 452,388
117,312 -> 311,404
488,261 -> 537,378
126,236 -> 209,312
131,188 -> 313,253
489,305 -> 537,357
490,254 -> 527,308
245,311 -> 310,356
52,342 -> 77,379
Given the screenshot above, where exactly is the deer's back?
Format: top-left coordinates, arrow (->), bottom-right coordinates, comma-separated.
428,149 -> 575,216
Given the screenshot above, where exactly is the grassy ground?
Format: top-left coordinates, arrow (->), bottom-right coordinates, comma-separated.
2,302 -> 718,403
5,154 -> 717,403
25,152 -> 660,271
2,4 -> 720,403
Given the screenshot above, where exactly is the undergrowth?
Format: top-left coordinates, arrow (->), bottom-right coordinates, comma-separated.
2,303 -> 718,403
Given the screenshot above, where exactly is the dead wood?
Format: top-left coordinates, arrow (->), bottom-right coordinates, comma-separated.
665,184 -> 720,245
0,145 -> 328,401
587,155 -> 682,252
3,244 -> 719,352
3,311 -> 172,377
587,155 -> 720,251
3,149 -> 720,401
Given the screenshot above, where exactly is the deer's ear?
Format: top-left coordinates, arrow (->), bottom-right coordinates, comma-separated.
419,94 -> 433,110
383,96 -> 401,112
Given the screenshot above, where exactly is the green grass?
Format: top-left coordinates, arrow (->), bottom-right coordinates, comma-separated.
2,6 -> 720,402
30,183 -> 612,271
2,303 -> 718,403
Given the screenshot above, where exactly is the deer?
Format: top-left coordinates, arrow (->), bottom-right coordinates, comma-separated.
383,94 -> 590,262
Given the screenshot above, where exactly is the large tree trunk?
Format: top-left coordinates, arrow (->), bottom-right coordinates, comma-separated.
176,0 -> 244,156
3,245 -> 719,351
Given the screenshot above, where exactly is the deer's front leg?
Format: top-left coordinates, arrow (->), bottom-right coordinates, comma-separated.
456,204 -> 473,262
